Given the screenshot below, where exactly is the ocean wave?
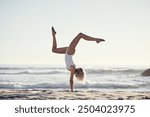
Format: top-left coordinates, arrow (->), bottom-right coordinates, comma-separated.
0,81 -> 145,90
0,70 -> 67,75
86,69 -> 143,75
0,66 -> 64,70
0,67 -> 143,75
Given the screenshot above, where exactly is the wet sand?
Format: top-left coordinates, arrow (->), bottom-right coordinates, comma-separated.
0,90 -> 150,100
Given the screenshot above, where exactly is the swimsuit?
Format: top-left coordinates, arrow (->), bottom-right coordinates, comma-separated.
65,49 -> 76,70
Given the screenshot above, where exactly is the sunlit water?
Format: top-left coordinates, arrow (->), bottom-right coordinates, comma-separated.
0,64 -> 150,92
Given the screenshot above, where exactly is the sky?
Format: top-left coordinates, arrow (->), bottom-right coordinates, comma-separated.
0,0 -> 150,65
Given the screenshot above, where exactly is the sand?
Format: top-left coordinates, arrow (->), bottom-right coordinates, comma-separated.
0,90 -> 150,100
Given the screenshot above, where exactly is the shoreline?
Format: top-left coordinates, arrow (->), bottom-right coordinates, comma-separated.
0,89 -> 150,100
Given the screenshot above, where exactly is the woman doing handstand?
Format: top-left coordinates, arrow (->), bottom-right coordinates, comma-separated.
51,27 -> 105,92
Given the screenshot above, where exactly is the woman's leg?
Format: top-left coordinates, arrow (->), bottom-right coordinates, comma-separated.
67,33 -> 105,54
51,27 -> 67,54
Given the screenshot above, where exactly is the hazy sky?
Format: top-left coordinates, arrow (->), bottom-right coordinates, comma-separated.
0,0 -> 150,65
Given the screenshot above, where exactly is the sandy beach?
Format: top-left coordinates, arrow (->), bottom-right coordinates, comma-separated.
0,90 -> 150,100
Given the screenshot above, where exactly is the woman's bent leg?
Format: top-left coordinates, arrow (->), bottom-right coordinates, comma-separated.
51,27 -> 67,54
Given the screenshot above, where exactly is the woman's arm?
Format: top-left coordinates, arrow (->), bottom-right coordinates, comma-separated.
70,65 -> 75,92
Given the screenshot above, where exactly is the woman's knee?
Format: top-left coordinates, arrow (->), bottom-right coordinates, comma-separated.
78,32 -> 83,38
52,48 -> 56,53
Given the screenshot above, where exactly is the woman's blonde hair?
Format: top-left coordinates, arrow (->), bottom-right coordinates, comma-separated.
75,68 -> 86,82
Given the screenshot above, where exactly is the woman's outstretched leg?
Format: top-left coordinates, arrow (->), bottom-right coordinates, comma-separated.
80,33 -> 105,43
67,33 -> 105,54
51,27 -> 67,54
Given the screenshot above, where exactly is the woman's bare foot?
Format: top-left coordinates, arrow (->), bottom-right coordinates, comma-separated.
52,26 -> 56,35
96,39 -> 105,43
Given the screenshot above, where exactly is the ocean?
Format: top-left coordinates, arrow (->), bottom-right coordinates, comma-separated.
0,64 -> 150,92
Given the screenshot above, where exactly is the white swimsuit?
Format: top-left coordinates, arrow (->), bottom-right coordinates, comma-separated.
65,50 -> 76,70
